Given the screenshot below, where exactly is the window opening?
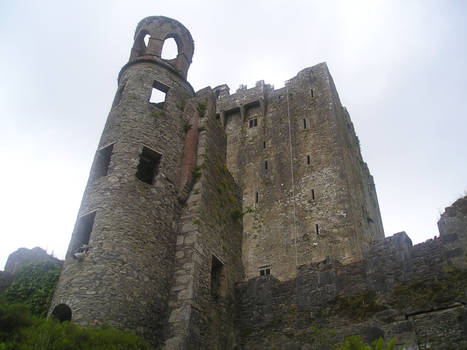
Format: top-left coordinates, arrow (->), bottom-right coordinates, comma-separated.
264,160 -> 268,170
310,88 -> 314,98
210,255 -> 223,299
255,192 -> 259,204
303,119 -> 307,129
95,144 -> 114,179
71,211 -> 96,258
263,141 -> 266,149
216,113 -> 220,120
259,267 -> 271,276
136,147 -> 162,185
312,189 -> 315,200
51,304 -> 72,322
315,224 -> 319,235
249,118 -> 258,128
307,155 -> 311,165
143,34 -> 150,47
149,81 -> 169,108
161,37 -> 178,60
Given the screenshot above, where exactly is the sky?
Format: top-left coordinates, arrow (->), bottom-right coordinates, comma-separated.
1,0 -> 466,269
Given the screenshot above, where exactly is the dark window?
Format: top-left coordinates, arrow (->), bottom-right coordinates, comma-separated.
264,160 -> 268,170
149,81 -> 169,108
311,88 -> 314,98
260,269 -> 265,276
312,189 -> 315,200
255,192 -> 259,204
249,118 -> 258,128
136,147 -> 161,185
263,141 -> 266,149
259,267 -> 271,276
307,155 -> 311,165
95,144 -> 114,179
303,119 -> 307,129
315,224 -> 319,235
72,211 -> 96,256
51,304 -> 72,323
216,113 -> 220,120
211,255 -> 223,299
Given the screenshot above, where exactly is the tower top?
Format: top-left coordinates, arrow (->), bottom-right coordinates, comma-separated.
129,16 -> 194,79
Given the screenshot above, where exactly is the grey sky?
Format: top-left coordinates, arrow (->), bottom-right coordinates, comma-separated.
1,0 -> 466,268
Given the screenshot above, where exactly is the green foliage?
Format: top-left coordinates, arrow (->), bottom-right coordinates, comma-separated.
0,301 -> 153,350
331,291 -> 386,321
3,261 -> 61,317
151,110 -> 166,118
197,101 -> 207,116
192,163 -> 205,182
338,336 -> 396,350
183,122 -> 192,133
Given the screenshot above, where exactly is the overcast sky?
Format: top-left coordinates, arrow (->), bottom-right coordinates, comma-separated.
1,0 -> 466,269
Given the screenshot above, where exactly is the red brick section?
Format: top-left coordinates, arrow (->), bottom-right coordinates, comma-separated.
179,101 -> 199,191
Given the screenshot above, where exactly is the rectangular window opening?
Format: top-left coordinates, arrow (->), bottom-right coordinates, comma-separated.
95,144 -> 114,179
264,160 -> 268,170
311,88 -> 314,98
249,118 -> 258,128
259,266 -> 271,276
263,141 -> 266,149
315,224 -> 319,235
307,155 -> 311,165
211,255 -> 223,299
255,191 -> 259,204
312,189 -> 315,200
74,211 -> 96,251
136,146 -> 162,185
149,81 -> 169,108
303,119 -> 307,129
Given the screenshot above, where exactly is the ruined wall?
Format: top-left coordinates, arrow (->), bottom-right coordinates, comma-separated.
50,17 -> 195,347
216,63 -> 384,281
236,204 -> 467,350
164,90 -> 244,350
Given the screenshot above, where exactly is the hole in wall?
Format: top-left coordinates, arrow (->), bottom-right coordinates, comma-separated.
149,81 -> 169,108
143,34 -> 150,47
74,211 -> 96,252
94,144 -> 114,179
51,304 -> 72,322
136,147 -> 161,185
161,37 -> 178,60
210,255 -> 223,299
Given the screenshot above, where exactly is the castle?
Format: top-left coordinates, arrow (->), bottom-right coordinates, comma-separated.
49,17 -> 467,349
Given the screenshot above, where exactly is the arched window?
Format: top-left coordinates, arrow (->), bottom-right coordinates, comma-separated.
161,37 -> 178,60
143,34 -> 150,47
51,304 -> 72,322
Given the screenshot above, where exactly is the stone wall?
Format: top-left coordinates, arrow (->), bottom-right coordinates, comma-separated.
236,211 -> 467,350
164,89 -> 244,349
217,63 -> 384,281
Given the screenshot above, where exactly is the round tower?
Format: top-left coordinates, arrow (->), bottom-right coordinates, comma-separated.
49,16 -> 195,346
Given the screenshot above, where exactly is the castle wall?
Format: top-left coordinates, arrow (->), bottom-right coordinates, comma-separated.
164,90 -> 244,349
49,58 -> 194,346
217,63 -> 384,281
236,225 -> 467,349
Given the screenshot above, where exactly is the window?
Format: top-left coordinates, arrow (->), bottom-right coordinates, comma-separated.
210,255 -> 223,299
259,267 -> 271,276
307,155 -> 311,165
315,224 -> 319,235
94,144 -> 114,179
310,88 -> 314,98
312,189 -> 315,200
161,37 -> 178,59
51,304 -> 72,323
264,160 -> 268,170
143,34 -> 150,47
303,119 -> 308,129
136,147 -> 161,185
72,211 -> 96,254
249,118 -> 258,128
149,81 -> 169,108
263,141 -> 266,149
255,192 -> 259,204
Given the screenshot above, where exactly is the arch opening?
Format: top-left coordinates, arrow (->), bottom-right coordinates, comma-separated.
161,37 -> 178,60
143,34 -> 150,47
51,304 -> 72,322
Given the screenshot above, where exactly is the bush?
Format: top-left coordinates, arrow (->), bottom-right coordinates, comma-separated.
3,261 -> 61,317
339,336 -> 396,350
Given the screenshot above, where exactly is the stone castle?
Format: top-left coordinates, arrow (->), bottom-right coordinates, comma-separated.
49,16 -> 467,349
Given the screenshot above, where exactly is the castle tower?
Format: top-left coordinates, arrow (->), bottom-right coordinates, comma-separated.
49,16 -> 195,345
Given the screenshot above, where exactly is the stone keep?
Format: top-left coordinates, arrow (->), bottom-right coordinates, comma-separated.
46,15 -> 446,349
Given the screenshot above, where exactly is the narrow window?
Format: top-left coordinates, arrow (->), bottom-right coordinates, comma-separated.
143,34 -> 150,47
259,266 -> 271,276
161,37 -> 178,60
249,119 -> 253,128
315,224 -> 319,235
211,255 -> 223,299
264,160 -> 268,170
303,119 -> 307,129
249,118 -> 258,128
254,118 -> 258,127
216,113 -> 220,120
312,189 -> 315,200
149,81 -> 169,108
95,144 -> 114,179
51,304 -> 72,323
265,268 -> 270,275
260,269 -> 265,276
74,211 -> 96,250
263,141 -> 266,149
307,155 -> 311,165
136,147 -> 161,185
255,192 -> 259,204
310,88 -> 314,98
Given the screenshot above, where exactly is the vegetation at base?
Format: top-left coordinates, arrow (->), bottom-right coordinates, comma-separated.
3,261 -> 61,318
0,301 -> 153,350
330,291 -> 387,321
339,336 -> 396,350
